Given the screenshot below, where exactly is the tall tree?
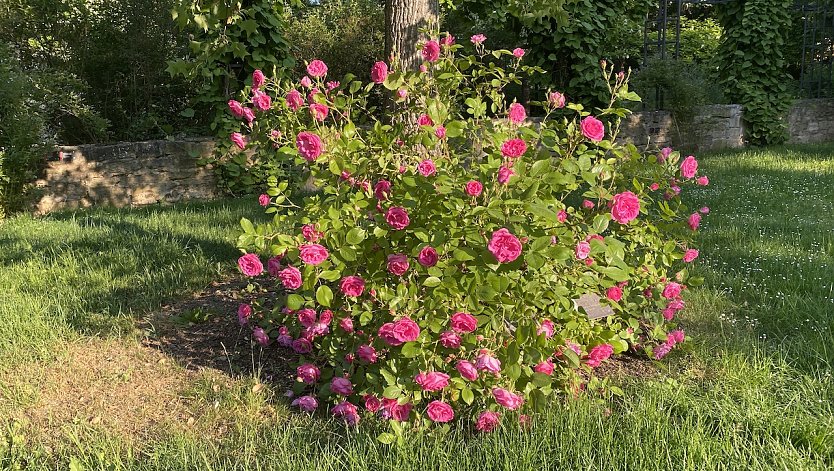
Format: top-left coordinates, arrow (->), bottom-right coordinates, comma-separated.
385,0 -> 439,71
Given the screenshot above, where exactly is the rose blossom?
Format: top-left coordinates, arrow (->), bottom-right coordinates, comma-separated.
237,303 -> 252,325
387,253 -> 410,276
471,34 -> 486,45
697,176 -> 710,186
668,329 -> 685,345
680,155 -> 698,179
297,308 -> 317,328
683,249 -> 699,263
309,103 -> 328,121
331,377 -> 353,395
286,89 -> 304,111
252,69 -> 265,89
476,352 -> 501,373
300,76 -> 312,88
296,363 -> 320,384
296,131 -> 323,161
660,147 -> 673,162
557,210 -> 568,223
326,80 -> 339,91
397,89 -> 407,99
662,282 -> 682,299
385,206 -> 410,230
476,411 -> 500,432
580,115 -> 605,142
357,344 -> 377,363
456,360 -> 479,381
230,132 -> 247,150
332,401 -> 359,426
292,337 -> 313,354
688,212 -> 701,231
421,40 -> 440,62
364,395 -> 382,412
488,228 -> 523,263
700,206 -> 710,214
238,253 -> 263,276
582,199 -> 595,209
370,61 -> 389,84
654,343 -> 673,360
340,275 -> 365,297
435,126 -> 446,139
575,241 -> 591,260
534,359 -> 555,375
548,91 -> 566,109
537,319 -> 555,338
501,138 -> 527,159
611,191 -> 641,224
417,159 -> 436,176
465,180 -> 483,197
378,322 -> 402,346
426,400 -> 454,423
439,331 -> 461,348
242,107 -> 255,124
508,102 -> 526,124
512,47 -> 525,58
450,312 -> 478,333
299,244 -> 329,265
253,91 -> 271,111
586,344 -> 613,367
417,114 -> 434,127
301,224 -> 324,242
414,371 -> 450,391
498,166 -> 515,184
278,266 -> 302,289
374,180 -> 392,200
607,286 -> 623,302
392,317 -> 420,342
228,100 -> 245,117
388,401 -> 412,422
256,193 -> 269,207
306,59 -> 328,78
492,388 -> 524,410
418,246 -> 438,267
253,327 -> 269,346
291,395 -> 318,412
441,33 -> 455,47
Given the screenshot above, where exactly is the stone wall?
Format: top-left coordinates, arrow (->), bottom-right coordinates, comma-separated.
617,104 -> 745,151
36,138 -> 219,214
787,99 -> 834,144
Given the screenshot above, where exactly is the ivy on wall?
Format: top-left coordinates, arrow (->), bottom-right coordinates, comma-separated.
716,0 -> 793,145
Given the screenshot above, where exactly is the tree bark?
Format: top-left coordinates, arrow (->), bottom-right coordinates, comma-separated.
385,0 -> 439,72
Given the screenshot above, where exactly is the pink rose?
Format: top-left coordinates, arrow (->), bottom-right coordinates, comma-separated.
680,155 -> 698,179
339,317 -> 354,333
498,166 -> 515,184
476,353 -> 501,373
500,138 -> 527,159
575,241 -> 591,260
237,303 -> 251,325
583,199 -> 595,209
465,180 -> 483,197
417,114 -> 434,127
300,76 -> 312,88
700,206 -> 710,214
512,48 -> 525,58
439,331 -> 461,349
296,363 -> 320,384
279,266 -> 302,289
683,249 -> 699,263
357,344 -> 377,363
492,388 -> 524,410
606,286 -> 623,302
230,132 -> 247,150
426,400 -> 454,423
688,212 -> 701,231
253,91 -> 271,111
580,115 -> 605,142
441,33 -> 455,47
611,191 -> 641,224
421,40 -> 440,62
456,360 -> 479,381
650,182 -> 660,191
662,282 -> 682,299
397,89 -> 407,99
508,102 -> 526,124
286,89 -> 304,111
306,59 -> 328,78
414,371 -> 450,391
476,411 -> 501,432
297,308 -> 317,328
417,159 -> 436,176
331,377 -> 353,395
258,194 -> 270,207
339,275 -> 365,297
378,322 -> 402,346
534,359 -> 554,375
326,80 -> 339,91
548,91 -> 566,109
332,401 -> 359,425
374,180 -> 392,200
228,100 -> 245,118
301,223 -> 323,242
296,131 -> 323,161
309,103 -> 328,121
291,395 -> 318,412
470,34 -> 486,45
450,312 -> 478,333
319,310 -> 333,325
364,395 -> 382,412
488,228 -> 522,263
392,317 -> 420,342
660,147 -> 673,162
537,319 -> 554,338
238,253 -> 263,276
370,61 -> 389,84
388,401 -> 412,422
668,329 -> 685,345
385,206 -> 410,230
418,246 -> 438,267
654,343 -> 673,360
586,344 -> 613,367
697,176 -> 710,186
252,69 -> 265,89
387,253 -> 410,276
435,126 -> 446,139
253,327 -> 269,346
298,244 -> 329,265
242,108 -> 255,124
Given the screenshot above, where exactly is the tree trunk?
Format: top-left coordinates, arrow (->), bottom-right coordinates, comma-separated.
385,0 -> 439,72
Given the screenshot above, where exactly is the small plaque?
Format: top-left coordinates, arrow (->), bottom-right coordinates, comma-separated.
574,293 -> 615,320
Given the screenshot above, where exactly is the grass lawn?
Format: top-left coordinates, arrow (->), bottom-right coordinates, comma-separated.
1,145 -> 833,470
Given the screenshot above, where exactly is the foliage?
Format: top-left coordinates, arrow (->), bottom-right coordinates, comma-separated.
0,46 -> 51,217
716,0 -> 793,146
233,37 -> 707,431
631,58 -> 723,122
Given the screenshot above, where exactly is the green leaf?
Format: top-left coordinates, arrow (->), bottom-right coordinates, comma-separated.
319,270 -> 341,281
423,276 -> 442,287
346,227 -> 366,245
287,294 -> 304,310
240,218 -> 255,234
377,433 -> 396,445
461,387 -> 474,405
315,285 -> 333,307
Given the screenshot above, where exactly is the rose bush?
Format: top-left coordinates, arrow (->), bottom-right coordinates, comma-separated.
232,38 -> 707,433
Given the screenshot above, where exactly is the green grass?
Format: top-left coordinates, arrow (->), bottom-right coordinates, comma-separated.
2,146 -> 834,470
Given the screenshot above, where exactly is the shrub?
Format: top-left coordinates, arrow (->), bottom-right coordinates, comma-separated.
233,35 -> 707,432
